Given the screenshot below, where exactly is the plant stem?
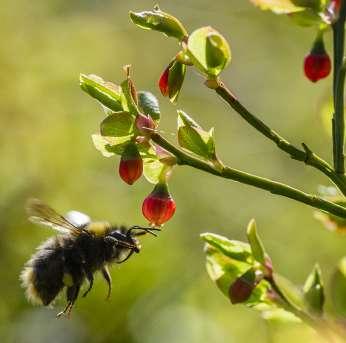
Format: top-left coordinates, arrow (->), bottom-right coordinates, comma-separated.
151,133 -> 346,218
268,276 -> 317,328
333,2 -> 346,174
268,276 -> 339,342
211,80 -> 346,194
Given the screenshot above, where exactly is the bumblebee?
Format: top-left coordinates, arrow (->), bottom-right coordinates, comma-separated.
20,199 -> 158,317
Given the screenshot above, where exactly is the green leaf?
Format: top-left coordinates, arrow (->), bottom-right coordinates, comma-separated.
201,233 -> 252,262
205,246 -> 271,307
331,257 -> 346,317
260,307 -> 301,323
91,134 -> 132,157
205,246 -> 253,296
289,8 -> 325,26
100,112 -> 134,137
246,279 -> 272,307
80,74 -> 123,112
178,110 -> 200,127
167,60 -> 186,103
143,158 -> 166,184
273,273 -> 306,311
129,7 -> 188,41
177,110 -> 216,160
246,219 -> 266,265
121,78 -> 140,116
303,264 -> 324,315
138,144 -> 157,159
176,50 -> 193,65
91,134 -> 115,157
187,27 -> 231,77
291,0 -> 325,11
137,91 -> 160,121
250,0 -> 305,14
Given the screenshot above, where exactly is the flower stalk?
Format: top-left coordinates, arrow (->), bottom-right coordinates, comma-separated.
151,133 -> 346,219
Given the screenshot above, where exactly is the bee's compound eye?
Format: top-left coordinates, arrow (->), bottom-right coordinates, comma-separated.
105,236 -> 118,246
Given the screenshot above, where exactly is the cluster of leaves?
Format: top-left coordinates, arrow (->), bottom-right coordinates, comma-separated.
80,65 -> 223,225
201,220 -> 346,326
81,70 -> 177,226
129,4 -> 231,100
80,5 -> 235,225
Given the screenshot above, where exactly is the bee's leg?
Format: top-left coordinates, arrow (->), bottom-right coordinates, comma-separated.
117,250 -> 135,264
66,283 -> 81,318
101,265 -> 112,300
82,270 -> 94,298
56,301 -> 72,318
57,283 -> 81,318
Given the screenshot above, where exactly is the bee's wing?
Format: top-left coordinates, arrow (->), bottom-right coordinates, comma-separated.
26,199 -> 84,236
65,210 -> 91,228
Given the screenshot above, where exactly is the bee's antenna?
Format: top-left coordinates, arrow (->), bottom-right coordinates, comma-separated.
104,235 -> 138,251
128,226 -> 161,237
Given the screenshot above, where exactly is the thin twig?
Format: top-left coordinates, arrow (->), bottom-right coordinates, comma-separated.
211,80 -> 346,194
151,133 -> 346,219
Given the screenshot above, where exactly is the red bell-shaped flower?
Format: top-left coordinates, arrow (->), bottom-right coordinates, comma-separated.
304,35 -> 331,83
119,142 -> 143,185
142,182 -> 176,226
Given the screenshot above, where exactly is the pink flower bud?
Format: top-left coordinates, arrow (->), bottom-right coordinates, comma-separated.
119,143 -> 143,185
142,182 -> 176,226
135,113 -> 156,136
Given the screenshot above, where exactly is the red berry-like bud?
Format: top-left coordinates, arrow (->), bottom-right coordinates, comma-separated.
119,142 -> 143,185
159,66 -> 170,97
158,59 -> 186,102
304,53 -> 331,82
229,269 -> 256,304
135,113 -> 156,136
304,36 -> 331,83
142,182 -> 176,226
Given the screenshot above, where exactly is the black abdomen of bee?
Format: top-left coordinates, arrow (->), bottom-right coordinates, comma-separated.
20,233 -> 107,306
21,235 -> 83,306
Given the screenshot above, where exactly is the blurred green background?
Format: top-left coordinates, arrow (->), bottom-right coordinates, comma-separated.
1,0 -> 344,342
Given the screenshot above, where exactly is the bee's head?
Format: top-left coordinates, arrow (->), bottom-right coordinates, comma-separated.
104,226 -> 160,263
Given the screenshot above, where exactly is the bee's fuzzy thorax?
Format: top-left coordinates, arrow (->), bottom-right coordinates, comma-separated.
86,221 -> 112,237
